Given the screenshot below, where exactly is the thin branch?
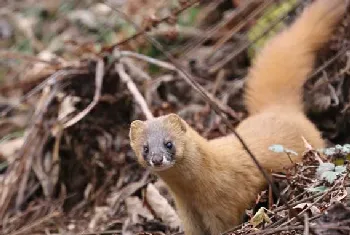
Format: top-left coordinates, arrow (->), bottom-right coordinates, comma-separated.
278,175 -> 346,228
8,211 -> 60,235
116,61 -> 154,120
180,0 -> 258,56
0,50 -> 61,66
210,0 -> 274,55
248,224 -> 350,235
14,85 -> 59,211
119,50 -> 239,120
62,59 -> 104,128
100,0 -> 200,53
303,214 -> 310,235
209,0 -> 302,73
0,69 -> 87,118
120,50 -> 175,70
307,46 -> 348,81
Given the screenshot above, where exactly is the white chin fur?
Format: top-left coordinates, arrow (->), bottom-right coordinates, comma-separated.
148,155 -> 175,171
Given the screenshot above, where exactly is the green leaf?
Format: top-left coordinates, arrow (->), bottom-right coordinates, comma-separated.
342,144 -> 350,153
307,185 -> 328,193
335,144 -> 342,150
334,165 -> 347,173
321,171 -> 339,184
317,162 -> 335,175
324,147 -> 336,156
268,144 -> 284,153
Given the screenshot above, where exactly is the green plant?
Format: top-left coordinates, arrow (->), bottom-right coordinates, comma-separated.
268,144 -> 298,155
316,162 -> 346,184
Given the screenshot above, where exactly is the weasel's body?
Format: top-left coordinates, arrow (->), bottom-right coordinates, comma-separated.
129,1 -> 347,234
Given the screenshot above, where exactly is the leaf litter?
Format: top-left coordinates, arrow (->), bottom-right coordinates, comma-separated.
0,0 -> 350,234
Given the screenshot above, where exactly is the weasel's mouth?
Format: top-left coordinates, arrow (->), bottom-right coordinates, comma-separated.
147,155 -> 175,171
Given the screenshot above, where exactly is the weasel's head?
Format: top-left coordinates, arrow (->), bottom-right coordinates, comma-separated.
129,113 -> 187,171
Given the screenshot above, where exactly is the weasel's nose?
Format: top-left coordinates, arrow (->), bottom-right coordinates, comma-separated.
151,155 -> 163,166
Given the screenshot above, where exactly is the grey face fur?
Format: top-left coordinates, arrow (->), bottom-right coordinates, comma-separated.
141,119 -> 177,171
129,114 -> 187,172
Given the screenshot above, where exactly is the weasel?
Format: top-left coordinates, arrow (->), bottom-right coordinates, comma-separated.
129,0 -> 347,234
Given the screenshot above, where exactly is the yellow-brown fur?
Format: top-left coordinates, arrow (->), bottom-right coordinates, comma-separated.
129,0 -> 347,234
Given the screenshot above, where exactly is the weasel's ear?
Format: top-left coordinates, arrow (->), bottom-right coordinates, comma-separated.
129,120 -> 145,145
165,113 -> 187,133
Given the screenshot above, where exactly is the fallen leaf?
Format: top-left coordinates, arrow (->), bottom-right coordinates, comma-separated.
0,137 -> 24,162
125,196 -> 154,224
293,203 -> 320,215
145,183 -> 181,230
250,207 -> 271,228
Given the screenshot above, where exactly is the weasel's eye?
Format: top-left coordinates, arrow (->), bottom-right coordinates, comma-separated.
143,145 -> 149,154
165,141 -> 173,150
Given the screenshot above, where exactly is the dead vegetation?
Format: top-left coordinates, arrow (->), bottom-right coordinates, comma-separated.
0,0 -> 350,234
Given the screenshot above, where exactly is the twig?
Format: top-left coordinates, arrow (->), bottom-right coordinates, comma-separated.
116,61 -> 154,120
278,175 -> 345,228
62,59 -> 104,128
181,0 -> 263,56
14,85 -> 59,211
303,214 -> 309,235
120,51 -> 175,70
119,50 -> 239,120
339,51 -> 350,75
209,0 -> 302,74
78,230 -> 122,235
180,0 -> 245,55
0,50 -> 61,66
100,0 -> 200,53
248,224 -> 350,235
274,191 -> 323,213
7,211 -> 60,235
209,0 -> 274,56
307,46 -> 348,81
122,58 -> 152,81
0,79 -> 59,218
0,69 -> 87,118
211,69 -> 226,96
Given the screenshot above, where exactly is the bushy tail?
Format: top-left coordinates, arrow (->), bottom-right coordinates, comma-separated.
245,0 -> 347,114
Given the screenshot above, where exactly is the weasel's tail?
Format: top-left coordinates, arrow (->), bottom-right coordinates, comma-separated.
245,0 -> 347,114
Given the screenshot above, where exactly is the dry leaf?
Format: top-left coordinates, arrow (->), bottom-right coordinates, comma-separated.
125,196 -> 154,224
107,172 -> 149,211
88,206 -> 109,230
250,207 -> 271,228
330,187 -> 348,203
68,10 -> 99,30
57,95 -> 80,122
0,137 -> 24,162
293,203 -> 320,215
145,183 -> 181,230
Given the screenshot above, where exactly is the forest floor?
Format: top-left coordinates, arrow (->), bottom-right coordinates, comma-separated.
0,0 -> 350,234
